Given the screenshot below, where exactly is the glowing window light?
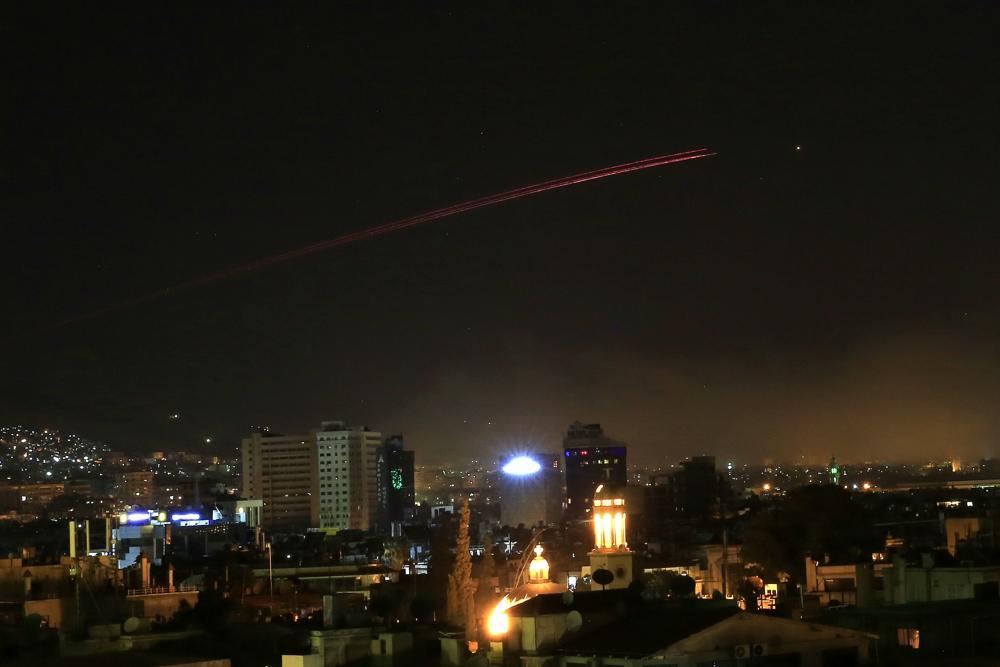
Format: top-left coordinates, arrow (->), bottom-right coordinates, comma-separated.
593,495 -> 628,550
502,456 -> 541,476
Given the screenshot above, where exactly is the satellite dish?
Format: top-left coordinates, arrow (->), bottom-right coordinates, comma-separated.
123,617 -> 141,634
565,610 -> 583,632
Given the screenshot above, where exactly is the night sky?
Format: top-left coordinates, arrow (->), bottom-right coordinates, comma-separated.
5,4 -> 1000,464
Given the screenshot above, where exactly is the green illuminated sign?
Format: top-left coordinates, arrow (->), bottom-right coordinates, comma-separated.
391,468 -> 403,490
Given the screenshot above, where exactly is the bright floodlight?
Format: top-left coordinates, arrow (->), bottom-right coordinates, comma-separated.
502,455 -> 541,476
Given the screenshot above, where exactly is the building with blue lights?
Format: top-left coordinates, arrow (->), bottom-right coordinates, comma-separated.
563,422 -> 628,521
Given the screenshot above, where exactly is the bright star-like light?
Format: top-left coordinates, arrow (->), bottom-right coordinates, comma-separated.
502,455 -> 541,476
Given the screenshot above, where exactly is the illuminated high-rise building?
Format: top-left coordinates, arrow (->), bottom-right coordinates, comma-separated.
376,434 -> 415,536
316,421 -> 382,532
241,421 -> 382,532
828,456 -> 841,486
563,422 -> 627,520
241,430 -> 319,531
499,453 -> 562,528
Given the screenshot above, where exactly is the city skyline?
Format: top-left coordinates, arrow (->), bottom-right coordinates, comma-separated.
6,5 -> 1000,466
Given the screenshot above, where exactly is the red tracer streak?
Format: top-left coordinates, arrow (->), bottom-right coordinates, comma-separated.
61,149 -> 715,325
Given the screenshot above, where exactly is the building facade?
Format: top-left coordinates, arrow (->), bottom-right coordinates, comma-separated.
375,435 -> 415,536
668,455 -> 721,518
499,453 -> 562,528
316,421 -> 382,532
563,422 -> 627,520
241,430 -> 319,531
114,471 -> 154,507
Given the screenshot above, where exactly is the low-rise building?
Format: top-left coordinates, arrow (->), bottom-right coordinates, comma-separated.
558,610 -> 875,666
824,598 -> 1000,661
804,556 -> 891,607
489,590 -> 875,666
884,552 -> 1000,604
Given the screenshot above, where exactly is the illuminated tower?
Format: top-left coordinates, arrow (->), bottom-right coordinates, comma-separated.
376,435 -> 415,536
828,456 -> 841,486
587,484 -> 634,590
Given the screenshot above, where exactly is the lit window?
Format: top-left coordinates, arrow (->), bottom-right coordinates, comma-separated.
897,628 -> 920,649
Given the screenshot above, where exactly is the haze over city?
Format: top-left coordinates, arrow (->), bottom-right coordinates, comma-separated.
6,5 -> 999,467
6,6 -> 1000,667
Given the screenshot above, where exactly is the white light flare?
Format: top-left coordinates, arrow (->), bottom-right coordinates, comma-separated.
502,456 -> 541,476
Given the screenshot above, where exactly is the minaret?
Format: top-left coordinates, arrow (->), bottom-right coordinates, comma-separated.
587,484 -> 634,590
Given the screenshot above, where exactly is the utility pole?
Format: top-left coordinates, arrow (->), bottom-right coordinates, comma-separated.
267,541 -> 274,601
721,526 -> 729,599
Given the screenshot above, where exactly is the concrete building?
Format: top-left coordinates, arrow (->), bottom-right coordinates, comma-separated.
804,556 -> 891,607
216,497 -> 263,528
499,453 -> 562,529
824,598 -> 1000,661
665,455 -> 721,518
240,422 -> 383,533
114,470 -> 154,507
586,484 -> 635,590
316,422 -> 382,532
0,482 -> 66,514
557,608 -> 875,666
563,422 -> 626,521
883,552 -> 1000,604
491,592 -> 874,666
241,430 -> 319,531
375,435 -> 415,536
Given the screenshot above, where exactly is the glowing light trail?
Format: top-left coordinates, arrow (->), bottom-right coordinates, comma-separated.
60,149 -> 714,326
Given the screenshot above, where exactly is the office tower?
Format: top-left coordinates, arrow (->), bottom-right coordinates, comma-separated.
667,455 -> 720,518
241,430 -> 319,531
241,422 -> 384,532
316,421 -> 383,532
375,434 -> 416,536
499,453 -> 563,528
563,422 -> 627,520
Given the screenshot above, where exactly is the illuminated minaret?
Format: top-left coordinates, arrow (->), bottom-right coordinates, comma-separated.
587,484 -> 634,590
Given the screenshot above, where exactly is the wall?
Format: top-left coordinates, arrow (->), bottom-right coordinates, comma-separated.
310,627 -> 372,667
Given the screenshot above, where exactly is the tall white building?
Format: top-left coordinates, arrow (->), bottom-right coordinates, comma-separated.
315,421 -> 382,532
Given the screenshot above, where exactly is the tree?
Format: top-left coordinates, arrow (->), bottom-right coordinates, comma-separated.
669,574 -> 696,598
741,485 -> 879,585
446,499 -> 476,637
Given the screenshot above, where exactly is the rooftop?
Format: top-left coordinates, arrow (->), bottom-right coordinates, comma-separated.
556,603 -> 740,657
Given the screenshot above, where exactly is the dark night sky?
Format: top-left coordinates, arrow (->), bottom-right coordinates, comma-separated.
4,4 -> 1000,464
